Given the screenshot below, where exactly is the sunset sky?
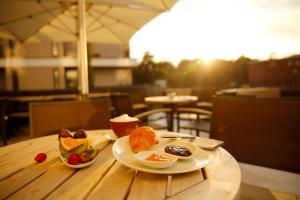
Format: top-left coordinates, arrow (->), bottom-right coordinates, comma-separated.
130,0 -> 300,64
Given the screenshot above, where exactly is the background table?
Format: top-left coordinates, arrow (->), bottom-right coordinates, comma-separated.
145,96 -> 198,131
0,130 -> 241,200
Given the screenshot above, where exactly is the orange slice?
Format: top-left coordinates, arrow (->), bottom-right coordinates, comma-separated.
60,137 -> 88,151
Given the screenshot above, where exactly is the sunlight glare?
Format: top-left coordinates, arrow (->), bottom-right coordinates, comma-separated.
130,0 -> 300,64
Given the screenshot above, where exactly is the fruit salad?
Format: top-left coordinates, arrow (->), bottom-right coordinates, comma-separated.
58,128 -> 99,165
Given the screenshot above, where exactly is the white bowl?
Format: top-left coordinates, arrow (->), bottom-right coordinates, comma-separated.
134,151 -> 178,169
163,141 -> 198,160
58,149 -> 96,169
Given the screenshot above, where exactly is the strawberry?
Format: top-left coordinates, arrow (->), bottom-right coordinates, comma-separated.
68,153 -> 82,165
34,153 -> 47,163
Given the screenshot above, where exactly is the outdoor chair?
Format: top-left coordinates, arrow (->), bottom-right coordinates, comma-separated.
29,99 -> 111,138
134,108 -> 172,130
110,92 -> 148,117
210,95 -> 300,173
110,93 -> 134,117
191,88 -> 217,102
176,107 -> 212,136
0,98 -> 31,145
191,88 -> 217,111
0,99 -> 8,145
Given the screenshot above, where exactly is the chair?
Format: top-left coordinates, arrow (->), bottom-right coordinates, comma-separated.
0,99 -> 8,145
110,92 -> 148,117
134,108 -> 172,130
176,107 -> 212,136
29,99 -> 111,138
191,88 -> 216,102
210,95 -> 300,173
191,88 -> 216,111
110,93 -> 134,116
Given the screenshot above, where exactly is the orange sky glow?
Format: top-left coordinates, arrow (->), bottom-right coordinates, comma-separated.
130,0 -> 300,64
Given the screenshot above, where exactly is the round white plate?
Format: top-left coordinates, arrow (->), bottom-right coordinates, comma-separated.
112,136 -> 209,174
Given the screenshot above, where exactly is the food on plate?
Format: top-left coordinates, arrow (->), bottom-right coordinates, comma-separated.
145,153 -> 170,162
68,153 -> 82,165
34,152 -> 47,163
164,145 -> 192,157
73,129 -> 87,139
58,128 -> 98,165
60,137 -> 89,151
58,128 -> 72,139
163,141 -> 197,160
129,126 -> 158,153
134,150 -> 178,169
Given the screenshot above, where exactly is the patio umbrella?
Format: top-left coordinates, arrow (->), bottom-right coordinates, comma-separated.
0,0 -> 177,96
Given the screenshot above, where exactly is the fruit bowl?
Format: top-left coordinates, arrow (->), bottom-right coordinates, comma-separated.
58,128 -> 99,168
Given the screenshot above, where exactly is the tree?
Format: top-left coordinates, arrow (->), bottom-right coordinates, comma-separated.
233,56 -> 251,86
133,52 -> 175,85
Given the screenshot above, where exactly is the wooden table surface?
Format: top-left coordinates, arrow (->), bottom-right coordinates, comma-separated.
8,94 -> 78,102
0,130 -> 241,200
145,95 -> 198,105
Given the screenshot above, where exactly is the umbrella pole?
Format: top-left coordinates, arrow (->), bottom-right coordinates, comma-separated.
78,0 -> 89,99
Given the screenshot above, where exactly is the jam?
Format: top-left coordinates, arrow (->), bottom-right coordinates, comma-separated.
146,153 -> 170,162
164,145 -> 192,157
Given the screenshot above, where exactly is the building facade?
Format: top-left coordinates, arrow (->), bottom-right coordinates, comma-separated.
0,40 -> 137,91
249,55 -> 300,95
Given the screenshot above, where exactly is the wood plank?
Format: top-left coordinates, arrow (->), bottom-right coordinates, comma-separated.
127,172 -> 168,200
0,128 -> 107,158
0,153 -> 60,199
7,162 -> 76,200
0,135 -> 54,157
0,139 -> 57,167
0,129 -> 109,159
87,162 -> 136,200
168,180 -> 240,200
46,142 -> 114,200
86,129 -> 112,137
0,147 -> 57,181
0,131 -> 111,180
168,170 -> 204,196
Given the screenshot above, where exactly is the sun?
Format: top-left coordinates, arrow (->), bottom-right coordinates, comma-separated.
130,0 -> 300,64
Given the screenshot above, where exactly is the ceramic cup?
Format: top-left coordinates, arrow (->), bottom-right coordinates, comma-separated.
110,114 -> 139,138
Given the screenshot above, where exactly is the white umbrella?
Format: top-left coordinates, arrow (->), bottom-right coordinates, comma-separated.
0,0 -> 177,96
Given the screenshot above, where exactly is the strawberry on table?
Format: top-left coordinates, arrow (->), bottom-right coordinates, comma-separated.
34,152 -> 47,163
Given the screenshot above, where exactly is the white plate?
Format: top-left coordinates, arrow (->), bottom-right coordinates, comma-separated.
134,151 -> 178,169
163,141 -> 197,160
112,136 -> 209,174
58,149 -> 96,169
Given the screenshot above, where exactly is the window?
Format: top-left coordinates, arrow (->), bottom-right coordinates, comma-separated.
65,68 -> 78,89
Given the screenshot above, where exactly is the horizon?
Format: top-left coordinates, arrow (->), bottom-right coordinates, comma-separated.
130,0 -> 300,65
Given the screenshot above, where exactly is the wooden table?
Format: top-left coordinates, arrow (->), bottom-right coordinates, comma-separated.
145,96 -> 198,131
8,94 -> 78,102
0,130 -> 241,200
